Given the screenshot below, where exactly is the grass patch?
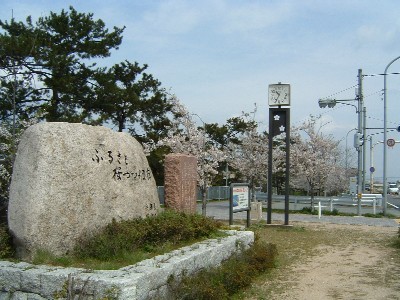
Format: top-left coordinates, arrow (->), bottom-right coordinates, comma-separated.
168,239 -> 277,300
362,212 -> 398,218
391,228 -> 400,249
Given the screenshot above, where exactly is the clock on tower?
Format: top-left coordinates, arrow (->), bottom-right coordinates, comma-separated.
268,83 -> 290,106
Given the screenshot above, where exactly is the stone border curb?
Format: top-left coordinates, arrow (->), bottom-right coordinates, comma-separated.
0,230 -> 254,299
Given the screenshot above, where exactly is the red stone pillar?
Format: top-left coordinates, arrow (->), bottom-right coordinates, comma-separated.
164,154 -> 198,214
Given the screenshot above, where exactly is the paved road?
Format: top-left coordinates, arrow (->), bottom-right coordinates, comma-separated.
197,200 -> 400,228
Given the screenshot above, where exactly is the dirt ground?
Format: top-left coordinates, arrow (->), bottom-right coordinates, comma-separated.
242,221 -> 400,300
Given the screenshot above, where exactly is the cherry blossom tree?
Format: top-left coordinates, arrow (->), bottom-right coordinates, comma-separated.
144,95 -> 226,216
225,104 -> 293,200
227,128 -> 270,200
290,116 -> 343,209
324,162 -> 347,195
225,107 -> 269,200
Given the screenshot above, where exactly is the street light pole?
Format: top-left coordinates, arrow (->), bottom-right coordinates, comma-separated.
383,56 -> 400,216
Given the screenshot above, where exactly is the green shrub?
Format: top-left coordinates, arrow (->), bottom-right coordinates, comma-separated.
172,269 -> 229,300
300,206 -> 316,214
74,210 -> 223,261
393,228 -> 400,249
322,208 -> 339,216
169,240 -> 278,299
363,212 -> 397,219
0,223 -> 14,258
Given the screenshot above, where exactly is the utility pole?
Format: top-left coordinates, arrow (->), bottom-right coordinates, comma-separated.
318,69 -> 364,213
362,106 -> 367,191
356,69 -> 363,215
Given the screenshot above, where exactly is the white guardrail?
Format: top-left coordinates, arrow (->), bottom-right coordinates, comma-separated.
313,194 -> 382,218
254,193 -> 385,216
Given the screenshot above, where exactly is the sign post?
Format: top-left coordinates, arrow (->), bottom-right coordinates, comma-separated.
387,138 -> 396,148
229,183 -> 250,227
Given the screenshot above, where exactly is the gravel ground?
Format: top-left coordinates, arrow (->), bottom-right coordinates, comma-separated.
201,201 -> 400,299
245,222 -> 400,300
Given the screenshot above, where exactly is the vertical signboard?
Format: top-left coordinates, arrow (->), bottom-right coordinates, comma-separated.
267,107 -> 290,225
229,183 -> 250,227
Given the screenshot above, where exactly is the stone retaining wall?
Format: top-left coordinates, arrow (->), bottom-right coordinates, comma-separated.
0,230 -> 254,300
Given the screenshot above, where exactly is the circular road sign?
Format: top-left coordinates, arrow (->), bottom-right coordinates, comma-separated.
387,138 -> 396,147
370,166 -> 375,173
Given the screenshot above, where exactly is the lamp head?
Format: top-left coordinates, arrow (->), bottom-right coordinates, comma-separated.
318,100 -> 327,108
318,99 -> 336,108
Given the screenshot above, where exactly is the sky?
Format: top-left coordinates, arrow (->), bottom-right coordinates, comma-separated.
1,0 -> 400,182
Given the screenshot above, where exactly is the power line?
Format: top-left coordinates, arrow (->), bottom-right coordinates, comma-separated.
366,115 -> 399,126
363,90 -> 382,99
320,84 -> 358,100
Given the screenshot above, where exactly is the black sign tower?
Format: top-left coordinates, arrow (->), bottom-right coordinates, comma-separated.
267,83 -> 291,225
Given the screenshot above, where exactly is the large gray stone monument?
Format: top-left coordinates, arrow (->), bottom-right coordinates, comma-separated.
8,122 -> 160,259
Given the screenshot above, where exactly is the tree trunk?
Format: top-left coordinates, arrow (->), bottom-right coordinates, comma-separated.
250,178 -> 255,202
310,184 -> 315,212
118,121 -> 124,132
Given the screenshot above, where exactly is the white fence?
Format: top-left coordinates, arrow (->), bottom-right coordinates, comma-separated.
157,186 -> 230,204
157,187 -> 386,215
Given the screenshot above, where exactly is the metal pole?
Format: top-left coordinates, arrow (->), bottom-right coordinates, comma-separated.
267,109 -> 273,224
383,56 -> 400,216
247,186 -> 251,228
362,106 -> 367,192
369,137 -> 372,193
357,69 -> 363,216
285,108 -> 290,225
229,184 -> 233,225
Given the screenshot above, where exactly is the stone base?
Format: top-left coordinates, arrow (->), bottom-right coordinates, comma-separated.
0,230 -> 254,300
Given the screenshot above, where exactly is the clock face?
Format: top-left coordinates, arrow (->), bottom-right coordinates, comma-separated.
268,84 -> 290,106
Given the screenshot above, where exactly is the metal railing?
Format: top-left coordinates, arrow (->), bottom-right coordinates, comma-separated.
157,186 -> 230,204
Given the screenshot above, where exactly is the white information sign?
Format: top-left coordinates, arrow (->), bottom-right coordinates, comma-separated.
232,185 -> 250,211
